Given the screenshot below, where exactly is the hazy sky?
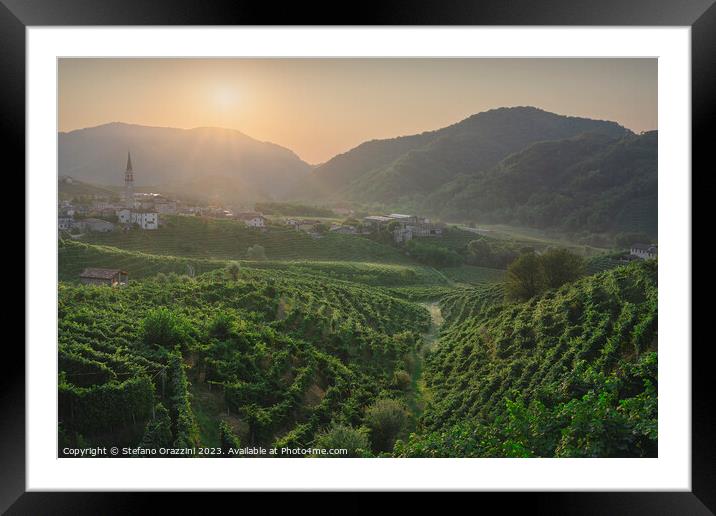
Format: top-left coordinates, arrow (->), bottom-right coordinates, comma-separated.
59,58 -> 657,164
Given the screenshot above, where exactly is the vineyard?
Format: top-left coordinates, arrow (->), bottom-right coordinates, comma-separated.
82,215 -> 410,263
396,260 -> 658,458
58,265 -> 432,455
58,214 -> 656,458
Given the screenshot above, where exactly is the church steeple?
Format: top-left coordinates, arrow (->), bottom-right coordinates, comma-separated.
124,151 -> 134,209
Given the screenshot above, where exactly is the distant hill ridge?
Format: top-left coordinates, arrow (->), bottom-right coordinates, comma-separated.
59,122 -> 312,204
292,106 -> 632,202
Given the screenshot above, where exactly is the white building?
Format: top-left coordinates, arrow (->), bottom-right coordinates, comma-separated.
630,243 -> 657,260
235,212 -> 266,228
117,208 -> 158,230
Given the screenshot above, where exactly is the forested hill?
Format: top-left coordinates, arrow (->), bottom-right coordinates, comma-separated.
396,260 -> 658,458
59,123 -> 312,203
291,107 -> 631,203
425,131 -> 658,237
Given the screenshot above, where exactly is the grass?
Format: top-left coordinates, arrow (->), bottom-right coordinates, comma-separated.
454,223 -> 610,256
82,215 -> 410,263
59,239 -> 449,290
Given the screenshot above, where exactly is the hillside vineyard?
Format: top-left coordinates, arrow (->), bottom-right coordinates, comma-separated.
58,106 -> 658,458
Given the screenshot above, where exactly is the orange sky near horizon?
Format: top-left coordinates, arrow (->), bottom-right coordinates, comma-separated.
58,58 -> 657,165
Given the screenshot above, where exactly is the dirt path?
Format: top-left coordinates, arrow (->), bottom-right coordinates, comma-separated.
407,301 -> 444,417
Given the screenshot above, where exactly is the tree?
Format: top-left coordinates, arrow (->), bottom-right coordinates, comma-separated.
506,252 -> 545,301
246,244 -> 267,260
226,261 -> 241,281
315,222 -> 330,235
540,248 -> 585,290
314,424 -> 371,457
364,399 -> 409,453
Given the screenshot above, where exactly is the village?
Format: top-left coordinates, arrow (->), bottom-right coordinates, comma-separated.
59,153 -> 446,246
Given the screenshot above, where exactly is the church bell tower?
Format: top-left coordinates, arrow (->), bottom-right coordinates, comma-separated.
124,151 -> 134,209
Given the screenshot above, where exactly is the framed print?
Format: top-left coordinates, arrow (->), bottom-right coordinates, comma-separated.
4,0 -> 710,511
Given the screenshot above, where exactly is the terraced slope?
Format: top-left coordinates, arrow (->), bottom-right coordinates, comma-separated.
397,260 -> 658,458
59,267 -> 431,454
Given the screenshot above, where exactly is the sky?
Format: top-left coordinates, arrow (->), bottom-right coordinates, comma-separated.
59,58 -> 657,165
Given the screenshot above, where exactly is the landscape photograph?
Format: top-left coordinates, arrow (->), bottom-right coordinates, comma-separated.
57,58 -> 658,459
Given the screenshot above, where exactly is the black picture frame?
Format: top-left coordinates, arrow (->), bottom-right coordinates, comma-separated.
4,0 -> 709,511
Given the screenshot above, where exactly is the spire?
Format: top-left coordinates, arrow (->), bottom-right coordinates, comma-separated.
126,151 -> 133,172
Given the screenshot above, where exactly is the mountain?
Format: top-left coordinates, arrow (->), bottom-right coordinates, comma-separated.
58,123 -> 312,203
292,107 -> 632,204
427,131 -> 658,237
58,175 -> 117,199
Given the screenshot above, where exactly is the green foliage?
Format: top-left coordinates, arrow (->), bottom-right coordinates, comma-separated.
301,107 -> 630,212
58,262 -> 430,453
219,421 -> 242,453
432,132 -> 657,237
167,351 -> 201,449
80,215 -> 410,264
465,237 -> 521,268
313,424 -> 372,458
138,403 -> 173,452
364,398 -> 410,453
226,261 -> 241,281
506,248 -> 585,301
506,253 -> 545,301
398,261 -> 658,458
540,248 -> 585,290
405,240 -> 463,267
58,239 -> 446,288
141,308 -> 191,350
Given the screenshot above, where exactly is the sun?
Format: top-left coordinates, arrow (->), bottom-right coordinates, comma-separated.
212,86 -> 237,110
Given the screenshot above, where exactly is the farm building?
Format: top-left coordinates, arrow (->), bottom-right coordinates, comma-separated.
235,212 -> 267,228
363,213 -> 444,243
79,268 -> 128,287
630,243 -> 658,260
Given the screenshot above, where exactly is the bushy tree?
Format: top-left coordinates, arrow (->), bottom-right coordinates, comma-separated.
314,424 -> 371,457
506,252 -> 545,301
540,248 -> 585,290
226,261 -> 241,281
208,312 -> 234,339
141,307 -> 191,349
364,399 -> 409,453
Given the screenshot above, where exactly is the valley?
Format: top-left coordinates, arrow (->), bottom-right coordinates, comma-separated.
57,105 -> 658,459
